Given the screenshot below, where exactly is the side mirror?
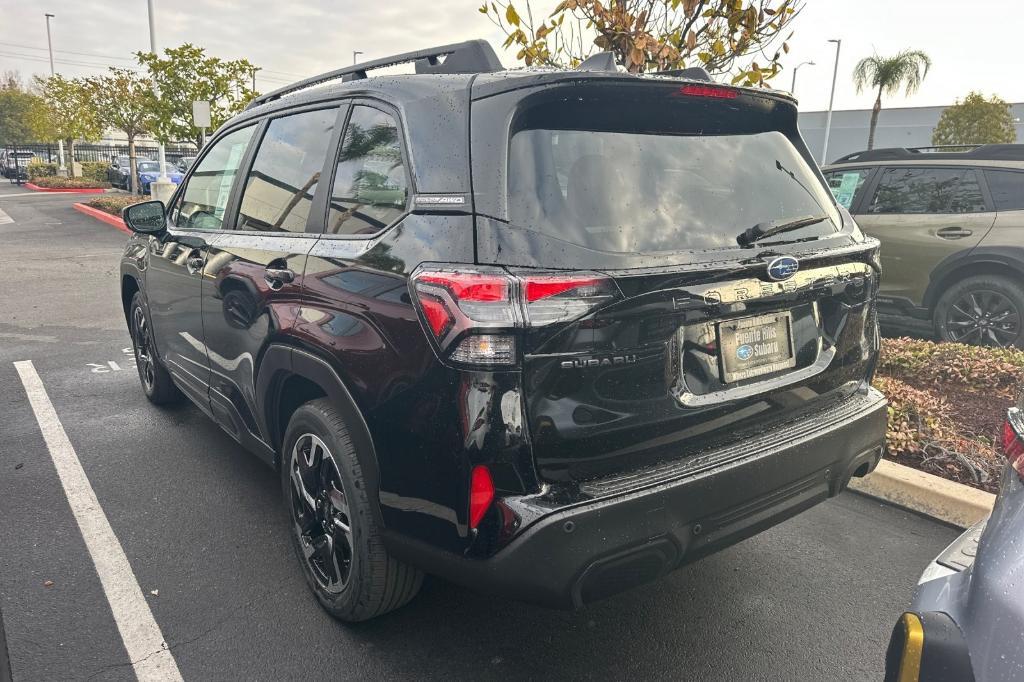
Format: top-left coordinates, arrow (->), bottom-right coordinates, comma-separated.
122,200 -> 167,234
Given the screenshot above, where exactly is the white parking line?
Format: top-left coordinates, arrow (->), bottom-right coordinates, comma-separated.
13,360 -> 183,682
0,207 -> 12,224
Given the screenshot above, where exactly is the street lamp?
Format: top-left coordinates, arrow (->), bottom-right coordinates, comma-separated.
146,0 -> 174,203
790,60 -> 815,96
44,13 -> 67,177
821,38 -> 842,165
353,51 -> 364,65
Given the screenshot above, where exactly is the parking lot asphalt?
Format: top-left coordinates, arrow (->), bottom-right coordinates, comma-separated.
0,182 -> 960,681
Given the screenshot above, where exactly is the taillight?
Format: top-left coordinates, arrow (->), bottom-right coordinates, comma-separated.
468,465 -> 494,530
1001,410 -> 1024,480
521,274 -> 617,326
677,84 -> 738,99
411,266 -> 618,366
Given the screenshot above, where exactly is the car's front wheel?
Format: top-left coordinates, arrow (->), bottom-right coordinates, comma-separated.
129,292 -> 182,404
934,274 -> 1024,347
281,399 -> 423,622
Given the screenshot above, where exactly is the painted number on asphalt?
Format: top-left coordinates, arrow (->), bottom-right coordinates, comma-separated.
87,348 -> 137,373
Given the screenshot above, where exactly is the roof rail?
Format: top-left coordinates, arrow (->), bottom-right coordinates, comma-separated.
831,144 -> 1024,164
247,39 -> 503,109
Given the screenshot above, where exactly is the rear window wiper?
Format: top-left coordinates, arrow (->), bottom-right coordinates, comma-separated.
736,214 -> 830,247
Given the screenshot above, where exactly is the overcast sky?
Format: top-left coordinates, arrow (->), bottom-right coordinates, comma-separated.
2,0 -> 1021,113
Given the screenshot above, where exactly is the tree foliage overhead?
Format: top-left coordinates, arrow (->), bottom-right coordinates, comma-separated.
482,0 -> 801,86
0,72 -> 49,144
852,49 -> 932,150
89,68 -> 152,143
33,74 -> 104,145
136,44 -> 258,146
932,92 -> 1018,146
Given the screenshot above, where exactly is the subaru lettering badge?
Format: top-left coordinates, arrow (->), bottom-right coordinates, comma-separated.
766,256 -> 799,282
736,344 -> 754,361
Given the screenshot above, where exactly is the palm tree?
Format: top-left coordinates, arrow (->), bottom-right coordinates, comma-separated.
853,50 -> 932,150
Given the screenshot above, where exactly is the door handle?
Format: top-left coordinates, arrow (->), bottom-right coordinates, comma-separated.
185,250 -> 204,274
937,227 -> 973,239
264,266 -> 295,288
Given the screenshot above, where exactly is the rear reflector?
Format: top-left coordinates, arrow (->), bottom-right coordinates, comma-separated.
469,465 -> 494,530
1001,413 -> 1024,479
677,84 -> 739,99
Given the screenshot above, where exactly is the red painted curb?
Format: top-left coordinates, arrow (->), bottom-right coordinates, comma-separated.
72,202 -> 131,234
25,182 -> 107,194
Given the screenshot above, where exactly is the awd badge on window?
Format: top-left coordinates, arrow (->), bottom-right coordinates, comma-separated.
766,256 -> 799,281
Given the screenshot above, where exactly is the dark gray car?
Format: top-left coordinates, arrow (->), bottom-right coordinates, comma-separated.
885,403 -> 1024,681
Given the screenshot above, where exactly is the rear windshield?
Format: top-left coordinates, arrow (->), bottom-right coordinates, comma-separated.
508,128 -> 840,253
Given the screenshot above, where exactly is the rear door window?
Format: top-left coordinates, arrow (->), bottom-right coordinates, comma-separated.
507,128 -> 840,253
867,167 -> 987,214
822,168 -> 872,210
236,108 -> 339,233
172,125 -> 255,230
984,169 -> 1024,211
324,105 -> 409,236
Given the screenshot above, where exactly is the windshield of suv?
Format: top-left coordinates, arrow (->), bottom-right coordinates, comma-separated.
137,162 -> 171,173
508,128 -> 840,253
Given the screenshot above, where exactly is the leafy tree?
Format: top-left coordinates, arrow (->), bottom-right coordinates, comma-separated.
481,0 -> 801,86
932,92 -> 1018,146
89,68 -> 153,193
34,74 -> 104,173
0,72 -> 49,145
853,50 -> 932,150
136,44 -> 258,147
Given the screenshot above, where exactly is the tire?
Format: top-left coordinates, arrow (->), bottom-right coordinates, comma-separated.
281,399 -> 423,622
128,292 -> 182,404
933,274 -> 1024,348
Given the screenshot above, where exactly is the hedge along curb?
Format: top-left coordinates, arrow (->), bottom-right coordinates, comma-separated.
72,202 -> 130,235
25,182 -> 107,194
849,458 -> 996,528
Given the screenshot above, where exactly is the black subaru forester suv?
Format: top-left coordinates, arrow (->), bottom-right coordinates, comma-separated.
119,40 -> 887,621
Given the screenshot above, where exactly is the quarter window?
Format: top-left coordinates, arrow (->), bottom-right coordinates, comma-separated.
325,106 -> 408,236
236,108 -> 339,233
823,168 -> 872,210
172,125 -> 255,230
984,170 -> 1024,211
867,167 -> 987,214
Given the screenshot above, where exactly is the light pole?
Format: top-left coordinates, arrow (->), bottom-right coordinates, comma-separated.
44,13 -> 67,177
821,39 -> 842,165
353,51 -> 363,65
790,60 -> 815,96
146,0 -> 174,203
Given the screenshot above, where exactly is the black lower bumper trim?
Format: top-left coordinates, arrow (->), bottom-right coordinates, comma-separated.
385,388 -> 887,609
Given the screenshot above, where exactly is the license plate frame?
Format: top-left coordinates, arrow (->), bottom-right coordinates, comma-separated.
717,312 -> 797,383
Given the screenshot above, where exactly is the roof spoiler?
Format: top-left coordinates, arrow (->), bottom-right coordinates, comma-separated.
247,39 -> 503,109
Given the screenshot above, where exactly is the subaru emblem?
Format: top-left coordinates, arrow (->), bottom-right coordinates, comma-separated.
736,344 -> 754,361
766,256 -> 799,282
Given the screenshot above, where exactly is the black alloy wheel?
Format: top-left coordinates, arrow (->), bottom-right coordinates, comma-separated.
288,433 -> 354,594
132,303 -> 157,392
935,274 -> 1024,348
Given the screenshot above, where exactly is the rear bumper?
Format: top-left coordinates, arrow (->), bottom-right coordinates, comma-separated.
386,387 -> 888,608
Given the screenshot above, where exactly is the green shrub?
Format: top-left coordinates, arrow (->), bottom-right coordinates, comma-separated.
26,160 -> 57,180
86,195 -> 145,216
30,176 -> 110,189
80,161 -> 109,183
879,336 -> 1024,397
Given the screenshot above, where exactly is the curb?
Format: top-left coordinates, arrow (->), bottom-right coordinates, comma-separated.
849,459 -> 996,528
72,202 -> 130,234
25,182 -> 107,194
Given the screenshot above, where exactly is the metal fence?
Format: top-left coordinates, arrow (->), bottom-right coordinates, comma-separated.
3,142 -> 197,164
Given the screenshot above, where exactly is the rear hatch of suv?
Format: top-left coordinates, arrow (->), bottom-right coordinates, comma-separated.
467,75 -> 880,484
